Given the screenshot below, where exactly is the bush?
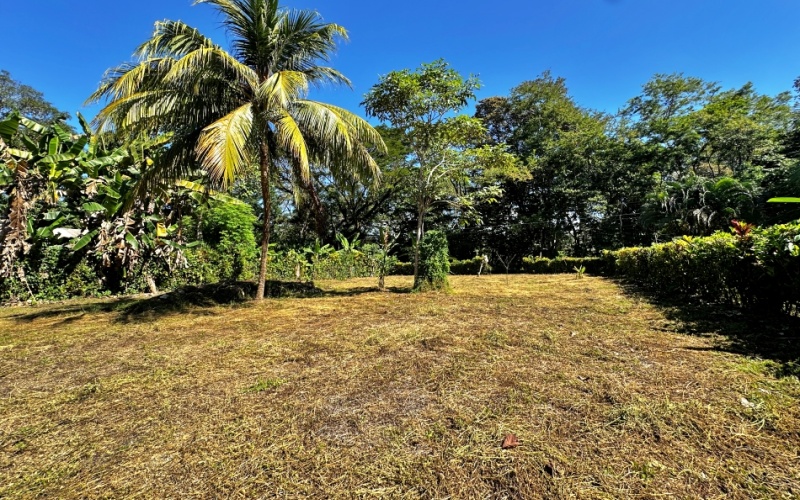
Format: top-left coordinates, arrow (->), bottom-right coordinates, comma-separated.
64,258 -> 105,298
521,256 -> 607,275
391,261 -> 414,276
450,256 -> 492,275
202,203 -> 258,281
414,231 -> 450,291
609,222 -> 800,315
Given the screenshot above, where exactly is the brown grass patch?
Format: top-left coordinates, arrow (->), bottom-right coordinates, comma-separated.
1,275 -> 798,498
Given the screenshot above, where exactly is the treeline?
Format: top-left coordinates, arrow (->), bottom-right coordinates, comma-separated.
300,70 -> 800,262
2,64 -> 800,302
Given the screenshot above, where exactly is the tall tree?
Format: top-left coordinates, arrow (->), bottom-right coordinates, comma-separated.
622,74 -> 792,238
474,73 -> 614,257
88,0 -> 385,300
363,60 -> 524,283
0,70 -> 70,124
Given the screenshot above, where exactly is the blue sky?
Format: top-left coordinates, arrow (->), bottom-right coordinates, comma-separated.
2,0 -> 799,124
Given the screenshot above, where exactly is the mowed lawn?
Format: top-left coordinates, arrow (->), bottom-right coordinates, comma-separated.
1,275 -> 798,498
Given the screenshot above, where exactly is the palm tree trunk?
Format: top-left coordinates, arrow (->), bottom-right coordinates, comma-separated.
256,141 -> 272,301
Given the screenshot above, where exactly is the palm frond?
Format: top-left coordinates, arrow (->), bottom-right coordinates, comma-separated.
135,20 -> 216,59
196,103 -> 255,187
274,110 -> 310,182
256,70 -> 308,110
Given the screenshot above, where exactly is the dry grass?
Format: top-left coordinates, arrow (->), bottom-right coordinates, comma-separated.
0,275 -> 798,498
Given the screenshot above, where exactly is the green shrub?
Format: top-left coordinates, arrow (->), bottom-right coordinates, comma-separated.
450,256 -> 492,275
202,203 -> 258,281
414,231 -> 451,292
64,258 -> 104,298
391,261 -> 414,276
521,256 -> 607,275
610,222 -> 800,315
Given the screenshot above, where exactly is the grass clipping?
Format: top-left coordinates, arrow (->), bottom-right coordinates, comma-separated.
0,275 -> 798,498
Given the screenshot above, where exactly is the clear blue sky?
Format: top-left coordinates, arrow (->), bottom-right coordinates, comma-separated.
2,0 -> 799,124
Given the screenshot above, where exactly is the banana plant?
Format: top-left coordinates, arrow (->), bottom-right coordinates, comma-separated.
285,249 -> 309,282
1,113 -> 242,291
0,112 -> 90,278
303,238 -> 333,281
335,233 -> 363,279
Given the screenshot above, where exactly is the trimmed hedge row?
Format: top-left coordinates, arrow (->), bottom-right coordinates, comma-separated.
520,256 -> 607,275
608,222 -> 800,315
390,256 -> 492,276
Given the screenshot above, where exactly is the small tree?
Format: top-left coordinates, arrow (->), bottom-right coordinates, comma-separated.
414,230 -> 450,292
363,60 -> 527,283
377,226 -> 397,290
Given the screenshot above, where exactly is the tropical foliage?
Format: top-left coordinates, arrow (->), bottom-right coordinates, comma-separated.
87,0 -> 385,299
414,230 -> 451,291
2,1 -> 800,311
610,222 -> 800,315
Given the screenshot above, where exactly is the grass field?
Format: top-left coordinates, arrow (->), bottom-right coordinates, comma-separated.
1,275 -> 799,498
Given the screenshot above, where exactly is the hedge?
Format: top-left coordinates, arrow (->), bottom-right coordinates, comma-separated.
520,256 -> 608,275
608,222 -> 800,315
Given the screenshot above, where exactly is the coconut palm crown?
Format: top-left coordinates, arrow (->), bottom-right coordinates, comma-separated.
87,0 -> 386,299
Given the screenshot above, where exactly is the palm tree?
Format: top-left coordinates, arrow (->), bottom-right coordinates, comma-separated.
87,0 -> 385,299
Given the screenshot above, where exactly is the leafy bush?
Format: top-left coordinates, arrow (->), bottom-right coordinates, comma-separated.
391,261 -> 414,275
521,256 -> 607,275
414,231 -> 451,291
202,203 -> 258,281
449,256 -> 492,275
64,258 -> 105,298
610,222 -> 800,315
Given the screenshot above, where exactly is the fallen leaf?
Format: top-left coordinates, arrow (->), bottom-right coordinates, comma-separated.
502,434 -> 521,449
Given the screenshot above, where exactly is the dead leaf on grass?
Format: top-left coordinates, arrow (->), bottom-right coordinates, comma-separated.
502,434 -> 521,449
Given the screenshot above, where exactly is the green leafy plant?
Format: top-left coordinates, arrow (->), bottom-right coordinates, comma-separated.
414,230 -> 451,292
303,239 -> 334,282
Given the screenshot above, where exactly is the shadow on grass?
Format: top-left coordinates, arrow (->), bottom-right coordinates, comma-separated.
8,281 -> 412,325
115,281 -> 329,322
7,299 -> 138,323
320,286 -> 412,297
8,281 -> 322,325
617,280 -> 800,378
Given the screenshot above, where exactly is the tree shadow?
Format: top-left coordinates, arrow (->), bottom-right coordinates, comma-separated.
6,281 -> 417,327
616,280 -> 800,378
114,281 -> 325,323
320,286 -> 412,297
7,281 -> 325,325
7,299 -> 138,324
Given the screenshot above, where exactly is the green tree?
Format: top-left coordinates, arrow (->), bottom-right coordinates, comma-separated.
622,74 -> 792,238
474,73 -> 616,257
414,230 -> 450,291
363,60 -> 524,279
88,0 -> 385,300
314,125 -> 411,241
0,70 -> 70,124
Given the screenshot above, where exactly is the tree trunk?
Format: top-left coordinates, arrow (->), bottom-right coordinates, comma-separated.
145,273 -> 159,294
256,142 -> 272,301
413,210 -> 424,286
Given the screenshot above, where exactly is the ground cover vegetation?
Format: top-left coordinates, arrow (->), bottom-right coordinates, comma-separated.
0,275 -> 798,497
